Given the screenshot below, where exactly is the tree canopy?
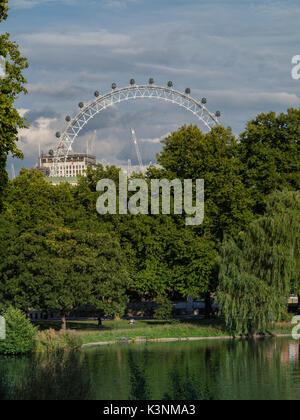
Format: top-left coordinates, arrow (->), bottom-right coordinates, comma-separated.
217,191 -> 300,335
157,125 -> 253,243
0,224 -> 129,328
0,104 -> 299,327
0,1 -> 8,22
0,0 -> 28,210
239,110 -> 300,213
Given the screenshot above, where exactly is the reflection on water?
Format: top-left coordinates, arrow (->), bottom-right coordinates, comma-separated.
1,338 -> 300,400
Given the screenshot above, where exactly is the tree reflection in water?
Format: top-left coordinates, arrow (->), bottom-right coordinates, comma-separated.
0,338 -> 300,400
0,352 -> 91,400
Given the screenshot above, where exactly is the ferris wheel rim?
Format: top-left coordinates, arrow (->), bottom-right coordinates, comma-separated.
52,84 -> 220,177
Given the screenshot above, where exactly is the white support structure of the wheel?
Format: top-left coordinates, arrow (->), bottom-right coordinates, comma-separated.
52,84 -> 220,177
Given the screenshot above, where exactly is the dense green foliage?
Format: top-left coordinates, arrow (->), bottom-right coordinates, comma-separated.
0,169 -> 130,327
0,307 -> 37,355
239,110 -> 300,213
0,225 -> 129,322
0,2 -> 8,22
157,125 -> 253,242
0,2 -> 28,210
217,191 -> 300,335
153,125 -> 254,306
0,30 -> 299,335
35,329 -> 83,353
153,296 -> 174,320
76,163 -> 217,299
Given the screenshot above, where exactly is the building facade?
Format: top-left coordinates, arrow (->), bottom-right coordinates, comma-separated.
38,152 -> 97,178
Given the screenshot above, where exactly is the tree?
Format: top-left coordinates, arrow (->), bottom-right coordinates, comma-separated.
3,169 -> 62,230
2,168 -> 101,233
216,191 -> 300,335
0,307 -> 37,355
116,214 -> 216,300
0,224 -> 129,329
0,1 -> 28,211
0,2 -> 8,21
239,110 -> 300,214
76,162 -> 217,301
157,125 -> 253,242
155,125 -> 253,314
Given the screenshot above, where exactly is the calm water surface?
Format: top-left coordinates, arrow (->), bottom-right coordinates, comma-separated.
1,338 -> 300,400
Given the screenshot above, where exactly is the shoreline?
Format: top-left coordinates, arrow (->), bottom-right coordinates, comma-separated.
81,334 -> 294,348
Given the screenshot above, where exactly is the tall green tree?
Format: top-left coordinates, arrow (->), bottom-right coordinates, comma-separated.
154,125 -> 253,313
0,224 -> 129,329
239,110 -> 300,213
76,163 -> 217,301
115,214 -> 216,299
157,125 -> 253,242
217,191 -> 300,335
0,1 -> 28,211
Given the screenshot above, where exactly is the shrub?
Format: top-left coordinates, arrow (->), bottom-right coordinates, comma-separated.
154,296 -> 174,320
281,311 -> 294,323
35,329 -> 83,353
0,307 -> 38,355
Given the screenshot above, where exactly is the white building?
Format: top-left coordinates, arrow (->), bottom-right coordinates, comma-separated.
38,152 -> 97,179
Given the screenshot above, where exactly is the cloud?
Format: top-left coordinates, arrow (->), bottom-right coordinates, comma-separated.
116,140 -> 162,165
195,89 -> 300,109
140,132 -> 171,144
10,0 -> 75,9
27,81 -> 89,99
103,0 -> 138,10
15,103 -> 175,170
18,115 -> 59,156
10,0 -> 300,172
24,107 -> 60,124
78,72 -> 109,83
136,63 -> 198,77
21,30 -> 132,49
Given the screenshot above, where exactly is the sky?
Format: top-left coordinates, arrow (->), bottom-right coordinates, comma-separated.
3,0 -> 300,174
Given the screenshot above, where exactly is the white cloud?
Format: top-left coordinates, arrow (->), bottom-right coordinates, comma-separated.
140,132 -> 171,144
11,0 -> 300,163
17,108 -> 30,118
21,30 -> 131,49
103,0 -> 138,10
18,116 -> 58,155
10,0 -> 75,9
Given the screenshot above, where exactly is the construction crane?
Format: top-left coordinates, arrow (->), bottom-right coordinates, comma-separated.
130,128 -> 144,173
11,163 -> 16,180
90,130 -> 97,155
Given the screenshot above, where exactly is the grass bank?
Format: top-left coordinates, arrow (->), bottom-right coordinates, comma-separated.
34,319 -> 295,348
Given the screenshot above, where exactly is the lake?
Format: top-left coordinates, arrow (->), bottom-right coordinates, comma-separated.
1,338 -> 300,400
